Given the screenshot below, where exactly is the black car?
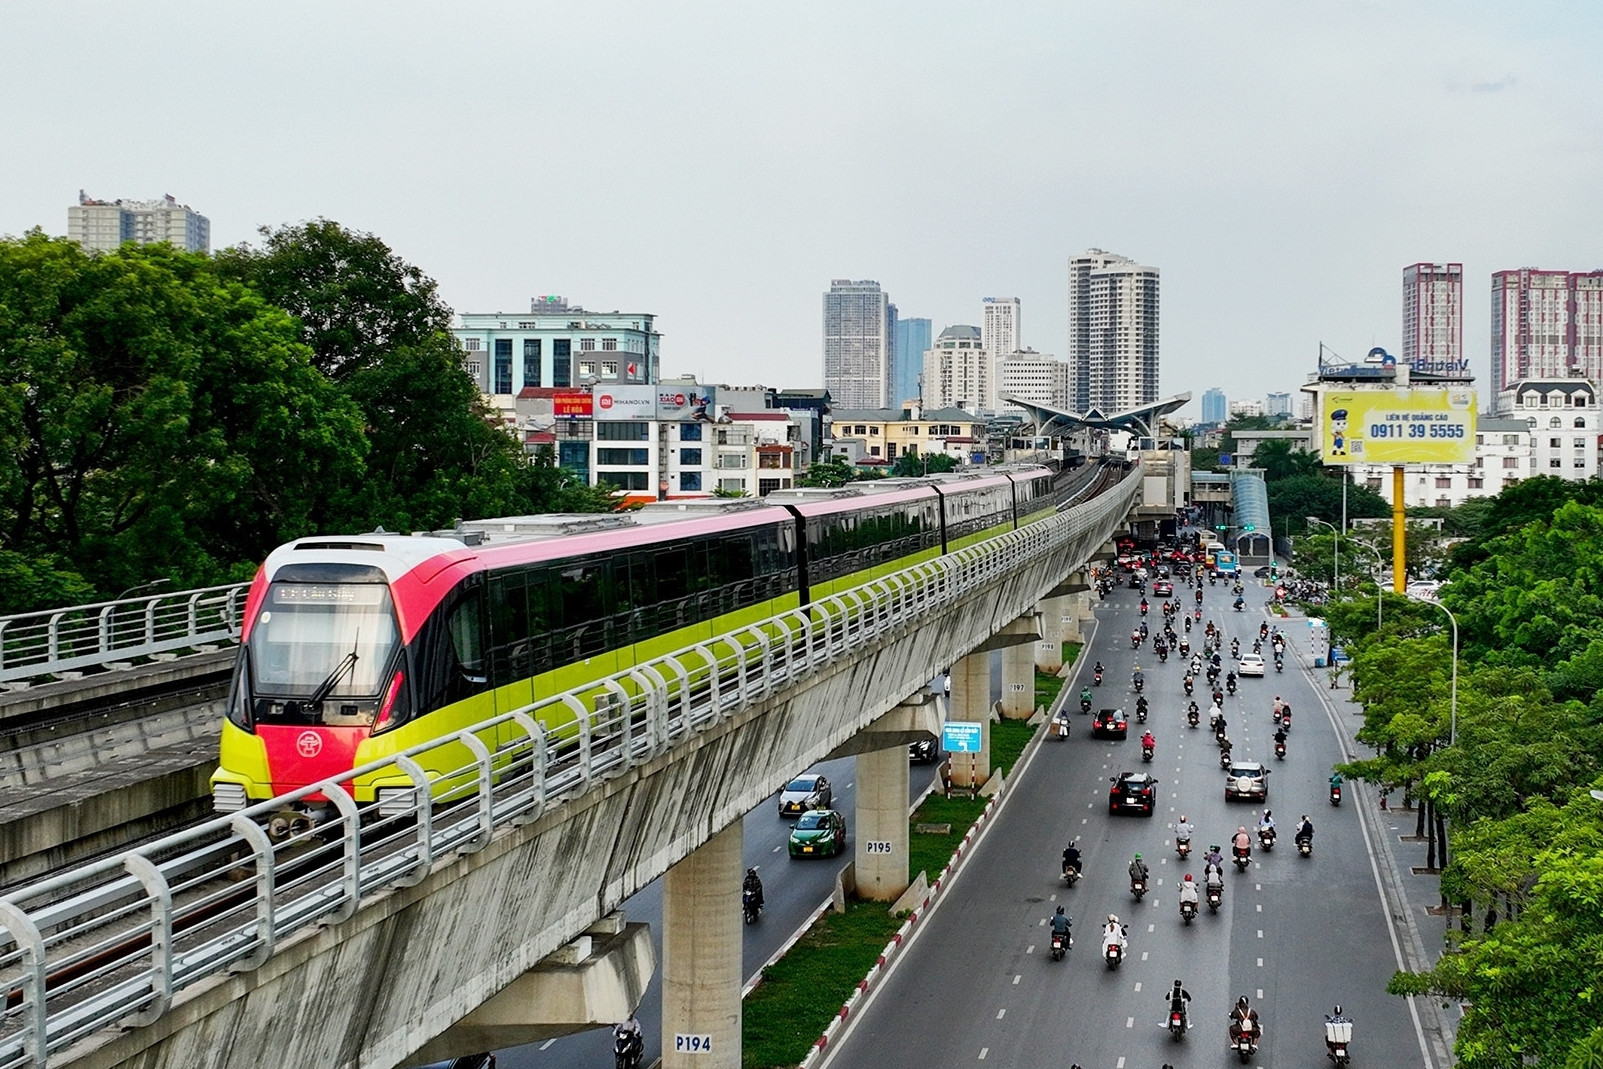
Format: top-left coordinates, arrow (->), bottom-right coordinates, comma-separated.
1091,708 -> 1129,739
1108,771 -> 1158,816
1254,565 -> 1273,578
909,737 -> 940,763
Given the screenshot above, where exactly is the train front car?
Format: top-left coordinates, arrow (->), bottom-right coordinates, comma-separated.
210,533 -> 471,832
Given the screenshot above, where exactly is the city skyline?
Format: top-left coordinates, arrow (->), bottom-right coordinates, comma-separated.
4,5 -> 1601,409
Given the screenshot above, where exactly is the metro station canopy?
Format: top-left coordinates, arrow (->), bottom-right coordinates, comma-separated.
1002,392 -> 1193,439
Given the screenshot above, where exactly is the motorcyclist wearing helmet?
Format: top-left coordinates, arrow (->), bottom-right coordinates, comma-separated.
1129,853 -> 1150,887
1093,660 -> 1104,677
743,867 -> 764,911
1062,842 -> 1083,876
1167,978 -> 1193,1026
1050,905 -> 1072,938
1177,873 -> 1200,907
1140,729 -> 1156,751
1296,815 -> 1315,846
1203,844 -> 1223,874
1273,726 -> 1287,747
1229,995 -> 1261,1042
1172,815 -> 1195,847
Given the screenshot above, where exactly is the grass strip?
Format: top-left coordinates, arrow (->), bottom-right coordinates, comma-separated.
742,900 -> 903,1068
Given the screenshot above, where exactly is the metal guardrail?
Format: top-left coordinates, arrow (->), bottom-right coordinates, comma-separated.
0,472 -> 1132,1068
0,587 -> 250,686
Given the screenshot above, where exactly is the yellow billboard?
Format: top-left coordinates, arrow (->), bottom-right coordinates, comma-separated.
1318,387 -> 1477,465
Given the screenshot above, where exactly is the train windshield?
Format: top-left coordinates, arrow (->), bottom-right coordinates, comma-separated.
248,582 -> 400,698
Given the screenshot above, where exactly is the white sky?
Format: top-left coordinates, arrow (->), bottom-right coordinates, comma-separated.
4,2 -> 1601,411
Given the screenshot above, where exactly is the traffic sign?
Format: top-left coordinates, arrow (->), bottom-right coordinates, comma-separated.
942,722 -> 983,753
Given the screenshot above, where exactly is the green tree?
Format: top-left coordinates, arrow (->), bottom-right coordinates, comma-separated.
891,452 -> 956,477
797,458 -> 859,488
0,232 -> 367,610
1265,474 -> 1389,537
1249,436 -> 1322,482
216,219 -> 452,380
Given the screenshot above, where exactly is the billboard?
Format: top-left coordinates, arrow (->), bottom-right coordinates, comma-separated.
655,386 -> 714,421
553,391 -> 593,418
593,384 -> 657,420
1318,387 -> 1476,465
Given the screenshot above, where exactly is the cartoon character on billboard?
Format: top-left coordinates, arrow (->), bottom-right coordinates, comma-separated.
1328,408 -> 1348,457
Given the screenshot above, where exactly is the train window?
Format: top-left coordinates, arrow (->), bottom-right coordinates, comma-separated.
487,571 -> 531,685
721,533 -> 755,583
448,593 -> 485,680
621,551 -> 657,610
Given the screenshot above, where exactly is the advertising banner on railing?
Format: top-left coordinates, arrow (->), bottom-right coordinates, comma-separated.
1316,386 -> 1476,465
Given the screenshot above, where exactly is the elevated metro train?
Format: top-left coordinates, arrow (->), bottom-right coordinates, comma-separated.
211,463 -> 1113,820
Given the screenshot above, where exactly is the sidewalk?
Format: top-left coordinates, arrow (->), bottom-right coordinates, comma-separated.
1283,602 -> 1460,1069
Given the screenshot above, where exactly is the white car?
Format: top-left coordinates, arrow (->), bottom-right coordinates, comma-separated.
1238,653 -> 1265,677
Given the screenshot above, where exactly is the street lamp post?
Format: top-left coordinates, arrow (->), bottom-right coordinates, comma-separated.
1411,593 -> 1459,746
1351,538 -> 1385,630
1305,516 -> 1339,590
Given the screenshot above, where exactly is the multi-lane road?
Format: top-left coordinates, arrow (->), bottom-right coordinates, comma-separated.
821,566 -> 1431,1069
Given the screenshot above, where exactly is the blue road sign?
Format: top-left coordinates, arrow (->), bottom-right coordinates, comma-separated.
942,722 -> 983,753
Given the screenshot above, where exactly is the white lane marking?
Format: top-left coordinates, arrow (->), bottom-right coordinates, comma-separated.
1026,944 -> 1034,954
1116,1058 -> 1126,1068
772,845 -> 781,852
1256,903 -> 1262,912
1257,929 -> 1263,938
978,1048 -> 988,1060
1257,957 -> 1264,967
1257,988 -> 1264,999
1126,1016 -> 1135,1028
996,1008 -> 1006,1019
846,782 -> 854,788
539,1039 -> 556,1050
1141,951 -> 1149,960
1038,918 -> 1046,926
1049,893 -> 1057,901
1013,974 -> 1021,985
1134,982 -> 1143,992
1082,818 -> 1089,824
1147,923 -> 1155,932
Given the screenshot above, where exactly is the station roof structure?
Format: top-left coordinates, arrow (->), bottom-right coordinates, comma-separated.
1228,469 -> 1271,537
1001,392 -> 1193,439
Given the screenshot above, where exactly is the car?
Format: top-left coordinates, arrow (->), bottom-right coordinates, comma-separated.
1225,761 -> 1270,802
778,774 -> 833,816
1253,565 -> 1273,578
788,809 -> 846,858
909,737 -> 941,763
1152,579 -> 1173,597
1238,653 -> 1265,677
1108,771 -> 1158,816
1091,708 -> 1129,739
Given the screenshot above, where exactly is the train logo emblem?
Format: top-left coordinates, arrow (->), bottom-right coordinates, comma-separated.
296,731 -> 323,758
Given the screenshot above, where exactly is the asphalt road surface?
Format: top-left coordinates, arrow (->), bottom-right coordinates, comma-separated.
821,568 -> 1429,1069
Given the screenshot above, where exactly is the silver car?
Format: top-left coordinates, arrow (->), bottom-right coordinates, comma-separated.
1225,761 -> 1269,802
778,774 -> 833,817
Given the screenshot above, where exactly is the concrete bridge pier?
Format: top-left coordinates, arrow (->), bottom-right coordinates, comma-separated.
948,650 -> 991,788
997,612 -> 1041,719
826,690 -> 941,902
1036,574 -> 1093,672
662,821 -> 742,1069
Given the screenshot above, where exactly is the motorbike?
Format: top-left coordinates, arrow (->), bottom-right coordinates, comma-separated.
1093,669 -> 1103,686
1226,677 -> 1237,695
1233,598 -> 1245,612
742,888 -> 762,925
1258,826 -> 1276,851
1325,1017 -> 1353,1064
1272,708 -> 1283,724
1274,739 -> 1286,760
1169,1005 -> 1188,1041
1141,743 -> 1154,763
1330,783 -> 1342,806
1050,930 -> 1070,961
1218,748 -> 1233,768
1131,633 -> 1142,649
1176,837 -> 1191,858
1054,710 -> 1073,738
1179,897 -> 1197,925
1062,860 -> 1081,886
1275,659 -> 1284,673
1231,1019 -> 1260,1063
1297,835 -> 1313,858
1157,646 -> 1168,663
1130,877 -> 1147,902
1206,881 -> 1223,912
1206,665 -> 1220,685
1104,940 -> 1124,970
1080,696 -> 1092,714
1179,639 -> 1190,656
1233,843 -> 1251,872
1230,641 -> 1240,659
614,1028 -> 644,1069
1134,677 -> 1144,693
1187,707 -> 1200,727
1282,711 -> 1292,732
1136,704 -> 1148,723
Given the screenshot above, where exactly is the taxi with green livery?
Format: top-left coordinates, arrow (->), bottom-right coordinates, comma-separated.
787,809 -> 847,858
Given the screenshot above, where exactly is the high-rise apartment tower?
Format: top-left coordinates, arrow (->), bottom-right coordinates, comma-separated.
1492,268 -> 1603,391
1067,249 -> 1160,413
68,191 -> 210,254
1201,388 -> 1227,424
894,317 -> 932,409
823,280 -> 895,409
1402,263 -> 1464,372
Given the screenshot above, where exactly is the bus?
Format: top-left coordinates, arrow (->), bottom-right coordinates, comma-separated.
1214,549 -> 1238,577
